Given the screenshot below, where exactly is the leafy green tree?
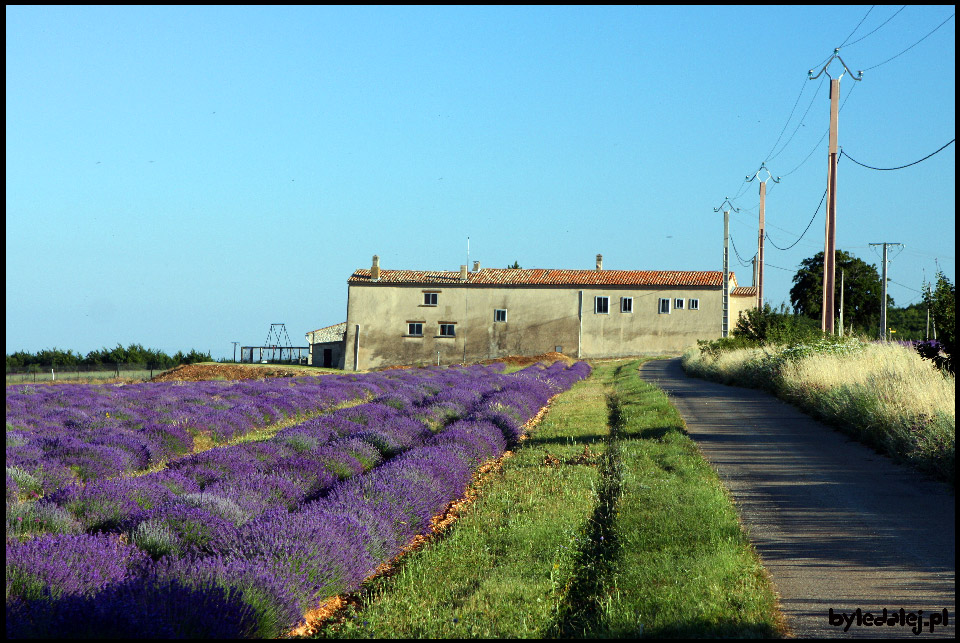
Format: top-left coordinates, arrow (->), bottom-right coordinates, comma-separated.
790,250 -> 888,335
182,349 -> 212,364
733,302 -> 822,344
924,272 -> 956,343
920,271 -> 955,372
507,261 -> 521,269
10,344 -> 208,370
885,302 -> 927,341
6,351 -> 29,369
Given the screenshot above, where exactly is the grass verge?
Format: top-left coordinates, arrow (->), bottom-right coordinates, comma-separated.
309,359 -> 784,638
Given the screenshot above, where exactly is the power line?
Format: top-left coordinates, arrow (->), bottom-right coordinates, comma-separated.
766,75 -> 825,164
844,6 -> 906,48
861,12 -> 955,72
763,77 -> 809,163
765,188 -> 826,251
840,139 -> 956,171
839,6 -> 875,48
889,278 -> 922,293
765,262 -> 796,272
780,81 -> 857,177
729,235 -> 755,266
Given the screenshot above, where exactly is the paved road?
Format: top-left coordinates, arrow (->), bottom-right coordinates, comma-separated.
638,358 -> 955,639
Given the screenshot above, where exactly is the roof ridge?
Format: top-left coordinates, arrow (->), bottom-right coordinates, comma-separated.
350,267 -> 731,287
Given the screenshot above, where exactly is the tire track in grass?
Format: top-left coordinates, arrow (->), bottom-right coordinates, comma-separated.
548,388 -> 626,637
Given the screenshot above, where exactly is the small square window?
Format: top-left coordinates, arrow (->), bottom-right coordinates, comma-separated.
675,298 -> 684,310
423,292 -> 438,306
494,309 -> 507,322
439,323 -> 456,337
658,298 -> 671,314
407,323 -> 423,336
689,299 -> 700,311
621,297 -> 633,313
595,296 -> 609,314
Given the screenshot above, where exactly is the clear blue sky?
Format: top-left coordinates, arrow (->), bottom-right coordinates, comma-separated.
6,6 -> 955,359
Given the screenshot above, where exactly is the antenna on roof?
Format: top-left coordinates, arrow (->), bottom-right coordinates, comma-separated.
467,236 -> 470,271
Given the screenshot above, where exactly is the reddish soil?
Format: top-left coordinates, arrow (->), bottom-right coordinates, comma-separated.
150,363 -> 312,382
152,353 -> 574,381
375,352 -> 575,372
481,351 -> 576,367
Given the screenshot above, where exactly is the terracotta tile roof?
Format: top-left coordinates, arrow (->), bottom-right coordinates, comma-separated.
350,268 -> 738,288
731,286 -> 757,297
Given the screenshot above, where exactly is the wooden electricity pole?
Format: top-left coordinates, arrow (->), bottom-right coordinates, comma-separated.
839,271 -> 844,337
809,50 -> 861,334
823,77 -> 840,333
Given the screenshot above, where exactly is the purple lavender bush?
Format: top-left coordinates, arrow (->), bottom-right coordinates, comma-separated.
6,532 -> 148,601
7,576 -> 264,638
6,360 -> 593,638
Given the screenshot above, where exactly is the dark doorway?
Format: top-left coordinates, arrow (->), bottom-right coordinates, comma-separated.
323,348 -> 333,368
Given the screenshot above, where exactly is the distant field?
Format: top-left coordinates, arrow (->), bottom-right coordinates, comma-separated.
5,362 -> 343,385
5,369 -> 156,384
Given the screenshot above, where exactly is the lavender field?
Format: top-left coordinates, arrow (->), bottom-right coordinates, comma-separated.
6,361 -> 590,638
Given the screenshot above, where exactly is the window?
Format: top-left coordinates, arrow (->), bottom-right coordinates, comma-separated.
675,298 -> 684,310
689,299 -> 700,311
439,323 -> 456,337
494,309 -> 507,322
407,322 -> 423,337
621,297 -> 633,313
658,298 -> 671,314
423,292 -> 438,306
595,296 -> 609,314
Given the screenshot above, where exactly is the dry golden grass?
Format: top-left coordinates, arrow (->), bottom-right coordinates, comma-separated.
779,342 -> 955,421
683,340 -> 955,482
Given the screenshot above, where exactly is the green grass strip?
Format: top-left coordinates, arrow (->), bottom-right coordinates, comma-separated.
312,359 -> 785,639
593,360 -> 783,638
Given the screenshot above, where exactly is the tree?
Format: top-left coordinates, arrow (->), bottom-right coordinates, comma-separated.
733,302 -> 822,344
790,250 -> 889,335
885,302 -> 927,341
507,261 -> 521,269
918,271 -> 955,373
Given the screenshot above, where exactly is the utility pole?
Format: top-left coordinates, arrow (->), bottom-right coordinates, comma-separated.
869,242 -> 903,340
745,163 -> 780,310
714,198 -> 741,337
839,271 -> 844,337
810,50 -> 862,334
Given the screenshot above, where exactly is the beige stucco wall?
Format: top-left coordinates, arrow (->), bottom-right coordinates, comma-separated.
344,282 -> 749,370
730,294 -> 757,331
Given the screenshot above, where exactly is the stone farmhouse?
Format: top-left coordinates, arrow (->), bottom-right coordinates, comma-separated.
330,255 -> 756,371
304,322 -> 346,368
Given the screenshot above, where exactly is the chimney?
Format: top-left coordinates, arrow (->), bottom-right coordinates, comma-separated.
371,255 -> 380,281
460,264 -> 468,281
473,260 -> 481,272
596,254 -> 603,271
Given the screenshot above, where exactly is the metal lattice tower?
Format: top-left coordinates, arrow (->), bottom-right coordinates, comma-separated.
265,324 -> 293,361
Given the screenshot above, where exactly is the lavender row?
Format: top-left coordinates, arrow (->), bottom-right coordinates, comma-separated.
5,420 -> 508,638
6,377 -> 374,494
7,361 -> 591,638
6,364 -> 517,540
5,367 -> 489,497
